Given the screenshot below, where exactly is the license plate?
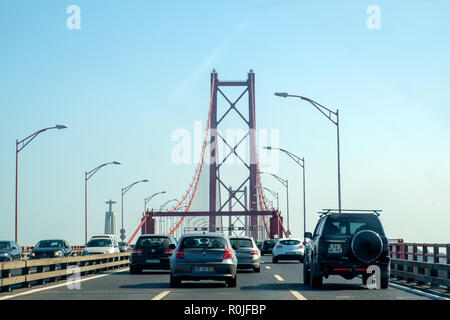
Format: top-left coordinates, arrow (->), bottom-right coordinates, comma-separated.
328,244 -> 343,254
193,266 -> 214,273
287,252 -> 296,255
146,259 -> 160,264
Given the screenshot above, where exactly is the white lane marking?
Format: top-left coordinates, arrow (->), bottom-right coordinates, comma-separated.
265,266 -> 271,270
290,290 -> 307,300
274,274 -> 284,282
0,268 -> 129,300
152,290 -> 171,300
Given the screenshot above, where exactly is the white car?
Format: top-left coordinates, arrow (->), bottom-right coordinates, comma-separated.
82,237 -> 120,255
272,238 -> 305,263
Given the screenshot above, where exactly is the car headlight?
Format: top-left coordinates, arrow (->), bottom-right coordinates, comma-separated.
31,252 -> 36,257
1,253 -> 8,257
54,251 -> 62,256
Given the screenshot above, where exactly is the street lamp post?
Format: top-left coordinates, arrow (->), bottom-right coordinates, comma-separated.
84,161 -> 121,244
259,171 -> 290,235
15,124 -> 68,242
275,92 -> 341,214
121,179 -> 149,241
144,191 -> 167,213
264,146 -> 306,240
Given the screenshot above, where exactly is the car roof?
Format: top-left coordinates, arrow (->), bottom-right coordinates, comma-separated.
91,234 -> 116,238
139,234 -> 172,238
277,238 -> 302,241
181,232 -> 227,238
229,236 -> 253,240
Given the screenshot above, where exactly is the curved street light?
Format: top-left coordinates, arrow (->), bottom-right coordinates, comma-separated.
84,161 -> 121,244
274,92 -> 341,214
264,146 -> 306,240
259,171 -> 290,235
144,191 -> 166,212
121,179 -> 149,241
15,124 -> 68,242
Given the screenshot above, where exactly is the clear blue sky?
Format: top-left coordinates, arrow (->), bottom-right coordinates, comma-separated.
1,0 -> 449,245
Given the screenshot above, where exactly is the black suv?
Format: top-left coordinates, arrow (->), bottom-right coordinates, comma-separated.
261,239 -> 277,255
130,234 -> 177,274
303,210 -> 390,289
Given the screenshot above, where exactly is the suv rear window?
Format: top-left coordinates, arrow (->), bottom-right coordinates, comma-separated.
280,240 -> 301,245
136,237 -> 170,248
230,238 -> 253,248
181,237 -> 226,249
324,215 -> 384,236
264,240 -> 276,245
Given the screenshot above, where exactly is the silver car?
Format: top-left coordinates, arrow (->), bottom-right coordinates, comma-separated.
170,232 -> 237,287
229,236 -> 261,273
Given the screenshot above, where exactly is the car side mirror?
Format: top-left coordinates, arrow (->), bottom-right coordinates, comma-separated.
232,244 -> 239,250
169,244 -> 176,250
304,232 -> 313,239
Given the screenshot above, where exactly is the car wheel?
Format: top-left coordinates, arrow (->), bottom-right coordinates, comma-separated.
253,266 -> 261,273
303,263 -> 310,285
380,275 -> 389,289
170,275 -> 181,288
226,276 -> 237,288
272,256 -> 278,264
310,261 -> 323,289
130,266 -> 141,275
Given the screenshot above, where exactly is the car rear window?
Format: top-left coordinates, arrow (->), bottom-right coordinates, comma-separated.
0,242 -> 10,250
181,237 -> 226,249
324,215 -> 384,236
86,239 -> 112,247
230,238 -> 253,248
136,237 -> 170,248
280,240 -> 301,245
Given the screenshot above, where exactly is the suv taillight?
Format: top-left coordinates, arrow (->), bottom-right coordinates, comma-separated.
223,248 -> 233,259
132,248 -> 142,254
164,248 -> 174,255
175,248 -> 184,259
249,250 -> 259,255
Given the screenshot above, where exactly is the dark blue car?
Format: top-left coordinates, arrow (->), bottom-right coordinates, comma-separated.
29,239 -> 73,259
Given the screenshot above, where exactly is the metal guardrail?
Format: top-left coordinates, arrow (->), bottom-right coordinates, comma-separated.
0,252 -> 130,293
389,242 -> 450,264
390,258 -> 450,292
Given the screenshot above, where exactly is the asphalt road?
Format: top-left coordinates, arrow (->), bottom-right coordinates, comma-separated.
0,255 -> 433,300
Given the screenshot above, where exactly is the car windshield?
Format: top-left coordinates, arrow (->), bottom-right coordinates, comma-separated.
118,242 -> 127,246
280,240 -> 301,245
181,236 -> 226,249
264,240 -> 275,246
230,238 -> 253,248
136,237 -> 170,248
36,240 -> 63,248
0,242 -> 10,250
86,239 -> 112,247
324,215 -> 384,236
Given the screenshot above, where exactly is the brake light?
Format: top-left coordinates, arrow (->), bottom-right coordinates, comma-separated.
276,245 -> 282,248
132,248 -> 142,254
249,250 -> 259,255
164,248 -> 174,254
299,244 -> 304,248
175,248 -> 184,259
223,248 -> 233,259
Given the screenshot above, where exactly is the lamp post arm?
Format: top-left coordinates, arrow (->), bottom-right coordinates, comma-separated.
288,95 -> 338,126
17,127 -> 56,152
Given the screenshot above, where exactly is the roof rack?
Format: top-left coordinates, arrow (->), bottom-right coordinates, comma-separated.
318,209 -> 382,217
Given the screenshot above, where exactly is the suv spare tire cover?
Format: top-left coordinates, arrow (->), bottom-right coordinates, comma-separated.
351,230 -> 383,263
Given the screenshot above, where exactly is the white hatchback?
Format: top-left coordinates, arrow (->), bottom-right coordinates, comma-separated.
272,238 -> 305,263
